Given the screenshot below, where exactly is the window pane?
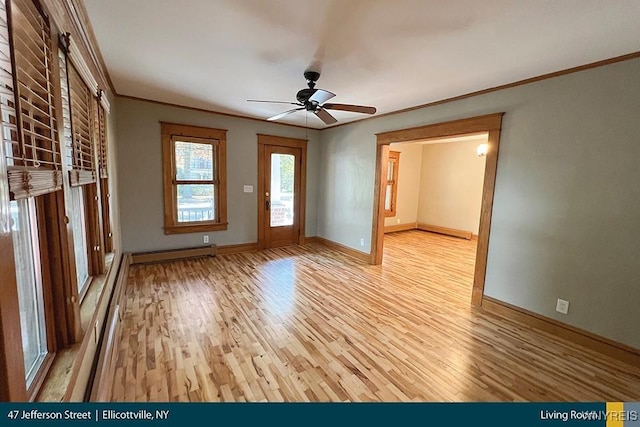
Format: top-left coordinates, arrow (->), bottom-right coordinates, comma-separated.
387,160 -> 394,181
177,184 -> 215,222
69,186 -> 89,293
270,153 -> 295,227
175,141 -> 214,181
385,184 -> 392,211
10,199 -> 47,387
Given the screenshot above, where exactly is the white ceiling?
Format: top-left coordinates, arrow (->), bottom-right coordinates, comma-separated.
83,0 -> 640,129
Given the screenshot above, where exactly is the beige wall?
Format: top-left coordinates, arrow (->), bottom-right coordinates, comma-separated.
384,143 -> 423,227
417,140 -> 486,233
115,97 -> 321,253
317,57 -> 640,349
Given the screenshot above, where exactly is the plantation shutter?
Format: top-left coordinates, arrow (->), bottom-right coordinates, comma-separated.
4,0 -> 62,199
97,100 -> 107,178
96,90 -> 111,252
0,1 -> 18,170
67,61 -> 96,186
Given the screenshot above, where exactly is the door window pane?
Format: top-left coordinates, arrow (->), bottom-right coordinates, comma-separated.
385,151 -> 400,217
387,160 -> 394,181
175,141 -> 214,180
69,186 -> 89,293
177,184 -> 215,222
10,199 -> 47,387
270,153 -> 295,227
384,184 -> 392,211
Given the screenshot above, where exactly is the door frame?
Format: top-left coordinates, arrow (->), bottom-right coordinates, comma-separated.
371,113 -> 504,306
257,134 -> 307,250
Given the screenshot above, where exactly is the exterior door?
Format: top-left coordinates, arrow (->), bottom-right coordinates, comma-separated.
258,135 -> 307,249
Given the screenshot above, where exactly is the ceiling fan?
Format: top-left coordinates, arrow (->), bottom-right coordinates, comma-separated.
248,70 -> 376,125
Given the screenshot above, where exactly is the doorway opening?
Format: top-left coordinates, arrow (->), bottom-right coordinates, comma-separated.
371,113 -> 504,306
257,134 -> 307,249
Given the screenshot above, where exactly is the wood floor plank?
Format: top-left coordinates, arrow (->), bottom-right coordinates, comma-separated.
111,230 -> 640,401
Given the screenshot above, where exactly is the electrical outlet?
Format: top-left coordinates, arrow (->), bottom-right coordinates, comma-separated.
556,298 -> 569,315
360,238 -> 365,246
396,218 -> 401,224
203,235 -> 209,244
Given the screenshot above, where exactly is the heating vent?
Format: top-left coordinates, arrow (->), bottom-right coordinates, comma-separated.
131,244 -> 217,264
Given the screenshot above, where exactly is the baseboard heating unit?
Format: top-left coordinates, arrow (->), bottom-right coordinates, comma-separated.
131,244 -> 217,264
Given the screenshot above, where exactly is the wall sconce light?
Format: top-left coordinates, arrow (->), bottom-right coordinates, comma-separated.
476,143 -> 488,157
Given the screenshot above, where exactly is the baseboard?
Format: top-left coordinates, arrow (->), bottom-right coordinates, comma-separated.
217,242 -> 258,255
417,223 -> 473,240
131,245 -> 217,264
482,296 -> 640,367
303,236 -> 318,244
384,222 -> 417,234
314,237 -> 370,263
472,234 -> 478,241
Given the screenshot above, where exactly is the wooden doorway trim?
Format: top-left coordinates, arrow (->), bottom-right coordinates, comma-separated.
371,113 -> 504,306
257,134 -> 307,250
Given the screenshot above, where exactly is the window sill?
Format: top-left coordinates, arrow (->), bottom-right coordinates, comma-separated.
36,253 -> 116,402
164,222 -> 228,234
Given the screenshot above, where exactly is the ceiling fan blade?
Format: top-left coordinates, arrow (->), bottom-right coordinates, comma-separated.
248,99 -> 301,105
322,103 -> 377,114
267,107 -> 304,121
315,108 -> 338,125
308,89 -> 335,105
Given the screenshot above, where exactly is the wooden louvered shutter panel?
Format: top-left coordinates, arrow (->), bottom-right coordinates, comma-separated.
68,61 -> 95,186
97,100 -> 112,251
0,0 -> 19,167
97,103 -> 107,178
5,0 -> 62,199
57,42 -> 72,167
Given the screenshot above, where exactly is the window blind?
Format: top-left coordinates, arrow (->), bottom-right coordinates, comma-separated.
97,102 -> 107,178
0,0 -> 62,200
67,60 -> 95,186
0,1 -> 19,168
58,40 -> 72,168
4,0 -> 62,199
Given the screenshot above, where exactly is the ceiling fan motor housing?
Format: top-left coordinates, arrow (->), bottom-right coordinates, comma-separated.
297,70 -> 322,106
297,88 -> 317,106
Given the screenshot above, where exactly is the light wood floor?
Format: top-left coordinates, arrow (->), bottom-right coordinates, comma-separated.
111,231 -> 640,402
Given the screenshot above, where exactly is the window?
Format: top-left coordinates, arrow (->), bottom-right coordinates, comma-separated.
162,122 -> 227,234
0,0 -> 114,400
69,186 -> 90,293
60,34 -> 106,279
0,0 -> 66,398
59,47 -> 91,296
384,151 -> 400,217
9,198 -> 48,389
270,153 -> 295,227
